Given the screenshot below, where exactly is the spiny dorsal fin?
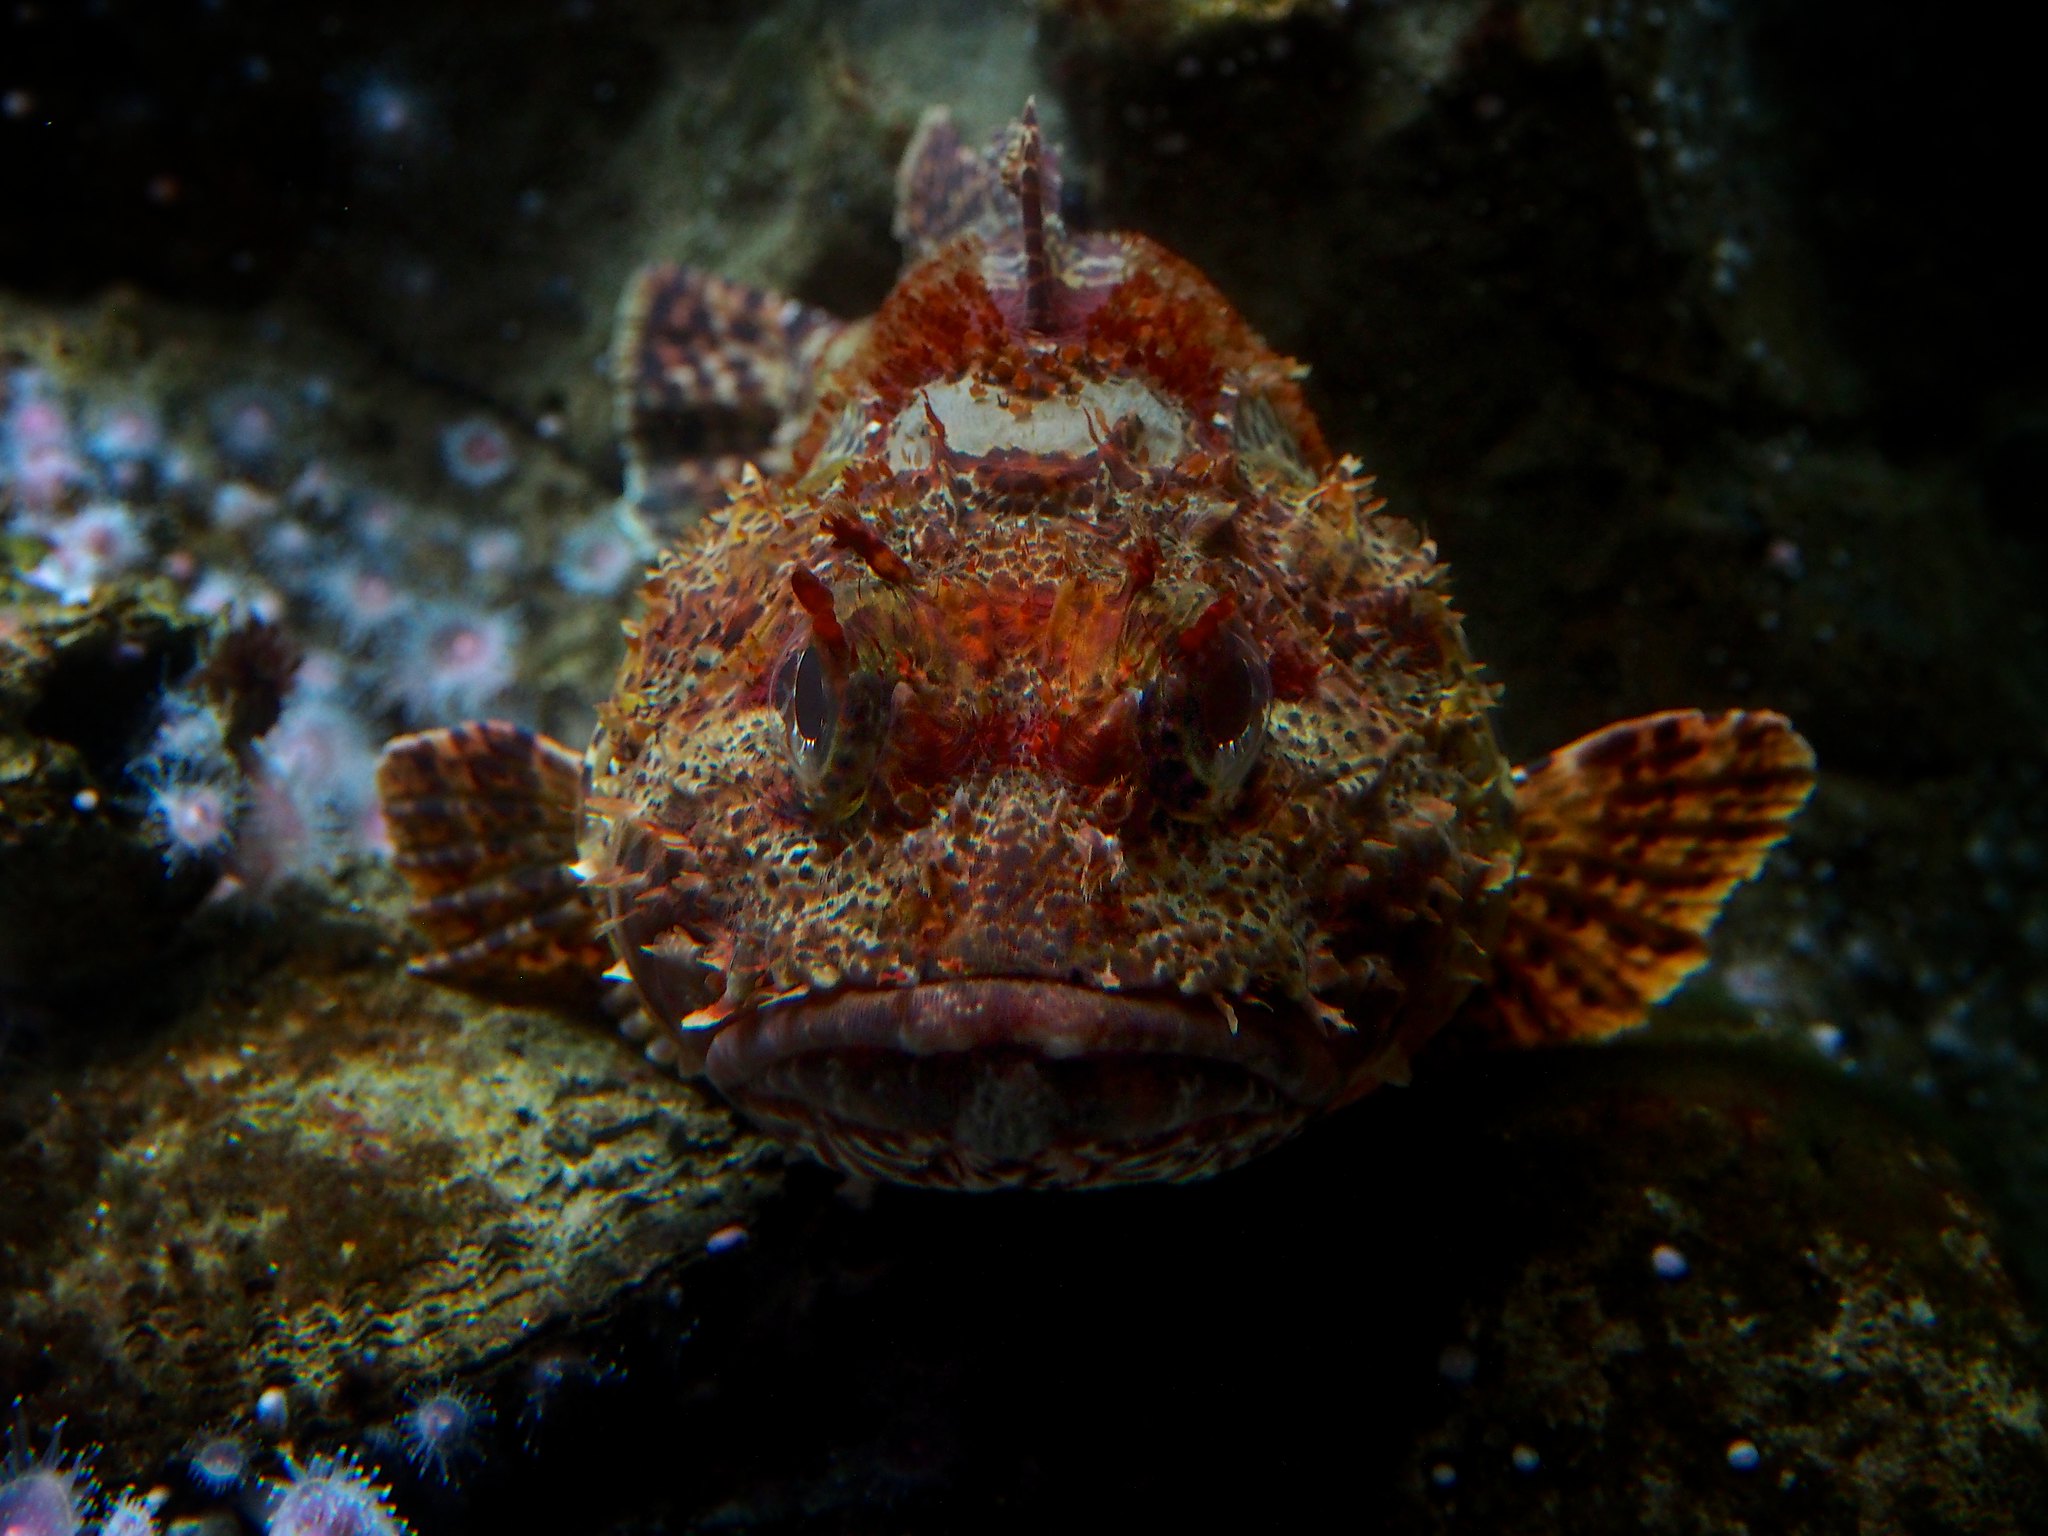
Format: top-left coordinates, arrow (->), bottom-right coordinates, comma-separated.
612,264 -> 845,524
892,101 -> 1066,268
1470,708 -> 1815,1047
894,105 -> 1000,260
375,720 -> 609,1007
1002,98 -> 1054,334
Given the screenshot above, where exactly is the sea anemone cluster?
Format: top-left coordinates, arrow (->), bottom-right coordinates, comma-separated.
1,1406 -> 498,1536
124,646 -> 387,894
0,1431 -> 420,1536
0,1360 -> 612,1536
0,355 -> 611,751
0,1421 -> 158,1536
0,341 -> 649,903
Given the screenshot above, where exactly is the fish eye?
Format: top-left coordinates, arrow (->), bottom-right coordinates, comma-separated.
787,644 -> 836,758
1194,633 -> 1269,754
1142,627 -> 1272,816
773,642 -> 888,819
1186,630 -> 1272,803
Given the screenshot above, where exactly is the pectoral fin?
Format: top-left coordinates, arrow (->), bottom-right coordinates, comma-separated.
1472,708 -> 1815,1047
375,720 -> 607,1007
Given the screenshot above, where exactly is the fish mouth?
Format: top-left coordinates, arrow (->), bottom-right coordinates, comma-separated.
702,978 -> 1353,1189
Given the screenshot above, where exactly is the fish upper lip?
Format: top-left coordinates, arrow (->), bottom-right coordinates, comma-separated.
703,976 -> 1351,1110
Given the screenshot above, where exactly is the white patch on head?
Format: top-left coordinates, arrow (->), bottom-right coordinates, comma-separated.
885,375 -> 1190,472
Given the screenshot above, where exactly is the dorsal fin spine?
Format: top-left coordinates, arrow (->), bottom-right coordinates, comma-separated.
1014,99 -> 1054,335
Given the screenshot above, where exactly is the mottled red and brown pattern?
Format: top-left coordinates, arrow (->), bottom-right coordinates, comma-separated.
378,104 -> 1813,1190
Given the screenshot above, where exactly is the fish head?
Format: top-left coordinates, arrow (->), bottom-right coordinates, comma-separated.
592,231 -> 1517,1189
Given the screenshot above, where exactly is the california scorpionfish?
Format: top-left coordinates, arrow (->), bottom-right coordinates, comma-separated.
377,104 -> 1815,1190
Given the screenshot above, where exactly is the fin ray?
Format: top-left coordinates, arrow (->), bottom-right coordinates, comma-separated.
894,106 -> 999,259
375,721 -> 608,1005
892,103 -> 1067,263
1474,708 -> 1815,1047
613,264 -> 845,522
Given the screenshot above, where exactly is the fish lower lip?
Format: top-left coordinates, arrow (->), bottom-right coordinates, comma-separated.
700,978 -> 1353,1183
706,978 -> 1345,1103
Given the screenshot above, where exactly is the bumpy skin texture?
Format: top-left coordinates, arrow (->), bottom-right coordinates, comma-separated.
373,110 -> 1810,1188
587,202 -> 1520,1186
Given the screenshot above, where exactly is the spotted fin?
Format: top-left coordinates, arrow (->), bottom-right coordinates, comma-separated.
613,264 -> 846,524
375,721 -> 607,1007
1473,709 -> 1815,1047
892,102 -> 1066,263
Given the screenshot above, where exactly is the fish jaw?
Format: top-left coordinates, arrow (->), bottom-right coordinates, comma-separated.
701,978 -> 1370,1189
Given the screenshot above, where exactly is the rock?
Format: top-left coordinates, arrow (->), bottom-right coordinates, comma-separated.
0,584 -> 219,1006
1387,1047 -> 2047,1534
1710,764 -> 2048,1324
504,1041 -> 2043,1532
0,914 -> 781,1486
13,915 -> 2034,1534
1043,0 -> 2048,778
1039,0 -> 1354,56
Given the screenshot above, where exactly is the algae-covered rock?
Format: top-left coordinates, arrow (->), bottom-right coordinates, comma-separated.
12,908 -> 2035,1533
1040,0 -> 1354,55
0,914 -> 779,1485
1390,1049 -> 2046,1534
514,1044 -> 2042,1533
0,585 -> 217,1003
1713,765 -> 2048,1328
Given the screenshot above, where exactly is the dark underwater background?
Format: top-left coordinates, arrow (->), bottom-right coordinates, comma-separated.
2,1 -> 2044,1531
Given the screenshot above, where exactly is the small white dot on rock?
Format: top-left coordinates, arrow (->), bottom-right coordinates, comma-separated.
1726,1438 -> 1761,1471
